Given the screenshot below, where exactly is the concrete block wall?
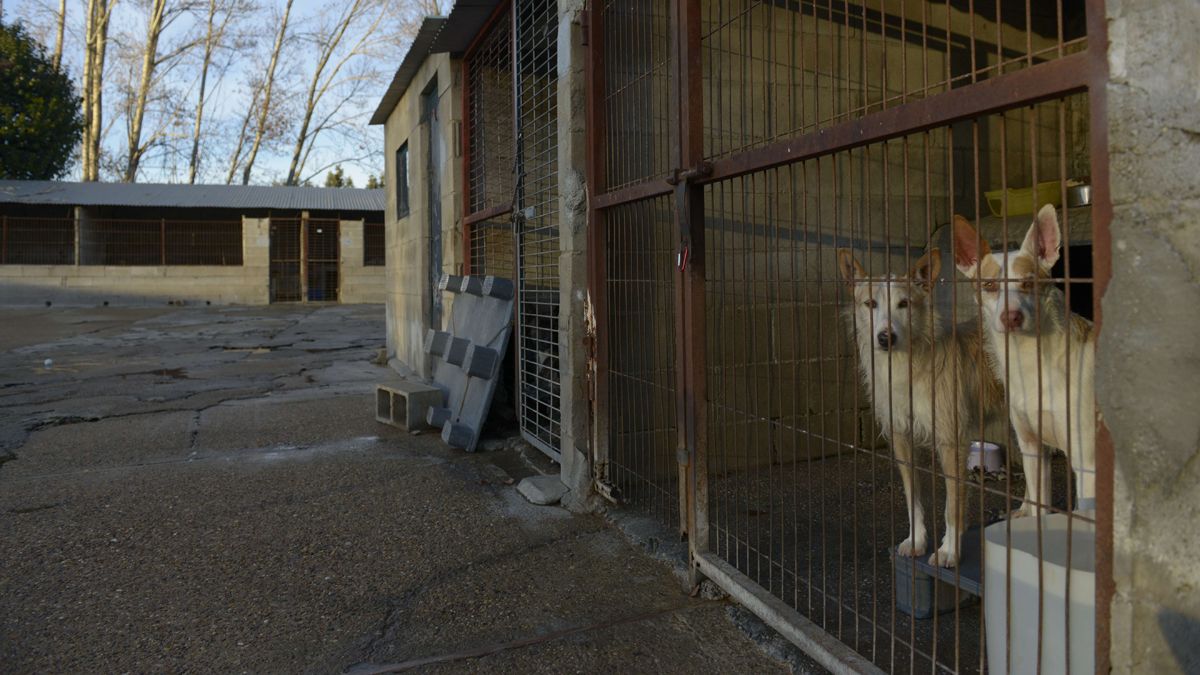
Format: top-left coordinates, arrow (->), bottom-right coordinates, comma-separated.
383,53 -> 464,380
0,215 -> 271,306
1100,2 -> 1200,672
337,219 -> 386,303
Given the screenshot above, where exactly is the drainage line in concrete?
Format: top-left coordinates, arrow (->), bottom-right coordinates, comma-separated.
351,599 -> 727,673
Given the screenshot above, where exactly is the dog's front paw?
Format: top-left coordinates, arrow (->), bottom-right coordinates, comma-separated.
897,536 -> 927,558
928,546 -> 959,568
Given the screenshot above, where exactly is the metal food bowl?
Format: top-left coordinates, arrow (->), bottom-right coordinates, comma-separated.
1067,184 -> 1092,208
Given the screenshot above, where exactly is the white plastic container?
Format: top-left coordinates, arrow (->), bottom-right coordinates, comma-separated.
968,440 -> 1004,474
983,513 -> 1095,674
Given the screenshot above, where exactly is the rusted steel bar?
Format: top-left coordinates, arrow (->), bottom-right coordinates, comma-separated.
462,51 -> 472,275
464,204 -> 513,227
695,551 -> 885,675
1086,0 -> 1114,671
678,0 -> 708,554
593,177 -> 673,210
705,53 -> 1090,184
585,0 -> 610,491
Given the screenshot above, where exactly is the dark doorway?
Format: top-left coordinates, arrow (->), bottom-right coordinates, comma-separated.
269,218 -> 302,302
306,219 -> 339,302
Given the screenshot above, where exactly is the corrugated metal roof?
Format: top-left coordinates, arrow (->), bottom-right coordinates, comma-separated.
369,17 -> 448,126
429,0 -> 505,56
0,180 -> 385,212
369,1 -> 504,126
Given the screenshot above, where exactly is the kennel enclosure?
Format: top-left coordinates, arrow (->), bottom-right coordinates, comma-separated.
586,0 -> 1111,672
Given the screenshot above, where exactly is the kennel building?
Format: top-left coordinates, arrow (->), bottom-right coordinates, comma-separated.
0,180 -> 386,306
379,0 -> 1198,671
372,0 -> 592,473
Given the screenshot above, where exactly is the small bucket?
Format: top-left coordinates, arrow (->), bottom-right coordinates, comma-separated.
967,441 -> 1004,474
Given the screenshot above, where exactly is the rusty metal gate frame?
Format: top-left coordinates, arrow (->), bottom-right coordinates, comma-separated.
585,0 -> 1114,671
463,0 -> 564,461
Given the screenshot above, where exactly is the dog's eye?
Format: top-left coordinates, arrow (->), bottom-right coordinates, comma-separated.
896,299 -> 908,309
864,299 -> 877,309
1020,278 -> 1035,292
982,281 -> 999,293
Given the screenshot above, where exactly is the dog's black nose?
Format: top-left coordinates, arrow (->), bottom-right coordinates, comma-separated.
877,330 -> 896,350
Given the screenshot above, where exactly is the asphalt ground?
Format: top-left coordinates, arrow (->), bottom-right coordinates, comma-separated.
0,305 -> 802,673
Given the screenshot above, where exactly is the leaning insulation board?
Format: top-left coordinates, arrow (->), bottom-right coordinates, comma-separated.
423,274 -> 514,452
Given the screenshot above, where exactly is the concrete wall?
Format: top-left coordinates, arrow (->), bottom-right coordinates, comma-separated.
1100,2 -> 1200,672
383,53 -> 464,379
0,216 -> 270,306
556,0 -> 594,509
337,219 -> 386,303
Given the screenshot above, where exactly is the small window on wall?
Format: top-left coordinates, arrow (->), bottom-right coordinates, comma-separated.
364,221 -> 385,266
396,142 -> 410,218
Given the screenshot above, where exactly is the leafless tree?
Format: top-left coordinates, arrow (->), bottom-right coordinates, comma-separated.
82,0 -> 117,181
398,0 -> 449,39
238,0 -> 293,185
119,0 -> 207,182
51,0 -> 66,69
281,0 -> 390,185
187,0 -> 244,183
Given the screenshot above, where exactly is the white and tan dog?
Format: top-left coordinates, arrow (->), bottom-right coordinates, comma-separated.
838,248 -> 1004,567
952,205 -> 1096,514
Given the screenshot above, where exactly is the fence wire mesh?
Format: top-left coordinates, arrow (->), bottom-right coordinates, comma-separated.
594,1 -> 1101,673
516,0 -> 563,457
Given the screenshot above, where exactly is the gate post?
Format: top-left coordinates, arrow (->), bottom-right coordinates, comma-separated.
673,0 -> 709,581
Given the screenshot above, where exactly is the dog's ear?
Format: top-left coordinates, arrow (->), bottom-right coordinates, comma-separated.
1020,204 -> 1062,271
908,248 -> 941,291
952,215 -> 989,278
836,248 -> 865,287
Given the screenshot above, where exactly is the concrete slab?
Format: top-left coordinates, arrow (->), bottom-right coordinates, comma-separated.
517,474 -> 569,506
0,306 -> 797,673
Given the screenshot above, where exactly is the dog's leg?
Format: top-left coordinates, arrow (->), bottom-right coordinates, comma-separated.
892,434 -> 927,557
1012,421 -> 1050,518
930,436 -> 965,567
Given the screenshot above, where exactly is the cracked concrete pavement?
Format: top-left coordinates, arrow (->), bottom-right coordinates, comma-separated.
0,305 -> 802,673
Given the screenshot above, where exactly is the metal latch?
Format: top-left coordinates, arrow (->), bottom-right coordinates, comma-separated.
667,161 -> 712,271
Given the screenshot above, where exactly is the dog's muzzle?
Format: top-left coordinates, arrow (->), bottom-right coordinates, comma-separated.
876,330 -> 897,350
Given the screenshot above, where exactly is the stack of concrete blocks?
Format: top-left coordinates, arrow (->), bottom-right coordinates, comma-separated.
423,273 -> 515,453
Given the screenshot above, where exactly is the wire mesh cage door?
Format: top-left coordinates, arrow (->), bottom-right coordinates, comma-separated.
269,218 -> 302,303
514,0 -> 563,460
306,218 -> 339,302
589,0 -> 1112,672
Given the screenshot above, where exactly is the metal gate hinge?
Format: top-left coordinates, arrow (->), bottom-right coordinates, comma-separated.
670,162 -> 711,271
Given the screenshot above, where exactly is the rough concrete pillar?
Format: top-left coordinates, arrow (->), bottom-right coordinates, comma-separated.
1100,2 -> 1200,672
555,0 -> 596,512
242,216 -> 270,304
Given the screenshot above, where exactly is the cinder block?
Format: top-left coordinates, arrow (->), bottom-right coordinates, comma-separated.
463,344 -> 500,380
441,422 -> 474,450
445,337 -> 470,366
375,381 -> 443,431
482,276 -> 514,300
424,330 -> 452,356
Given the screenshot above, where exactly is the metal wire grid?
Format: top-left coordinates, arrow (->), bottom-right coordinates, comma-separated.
468,8 -> 516,217
0,217 -> 75,265
701,94 -> 1094,673
605,196 -> 680,526
601,0 -> 674,190
269,218 -> 302,302
469,219 -> 516,280
72,219 -> 243,266
515,0 -> 563,457
364,221 -> 385,266
306,219 -> 340,302
700,0 -> 1089,159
